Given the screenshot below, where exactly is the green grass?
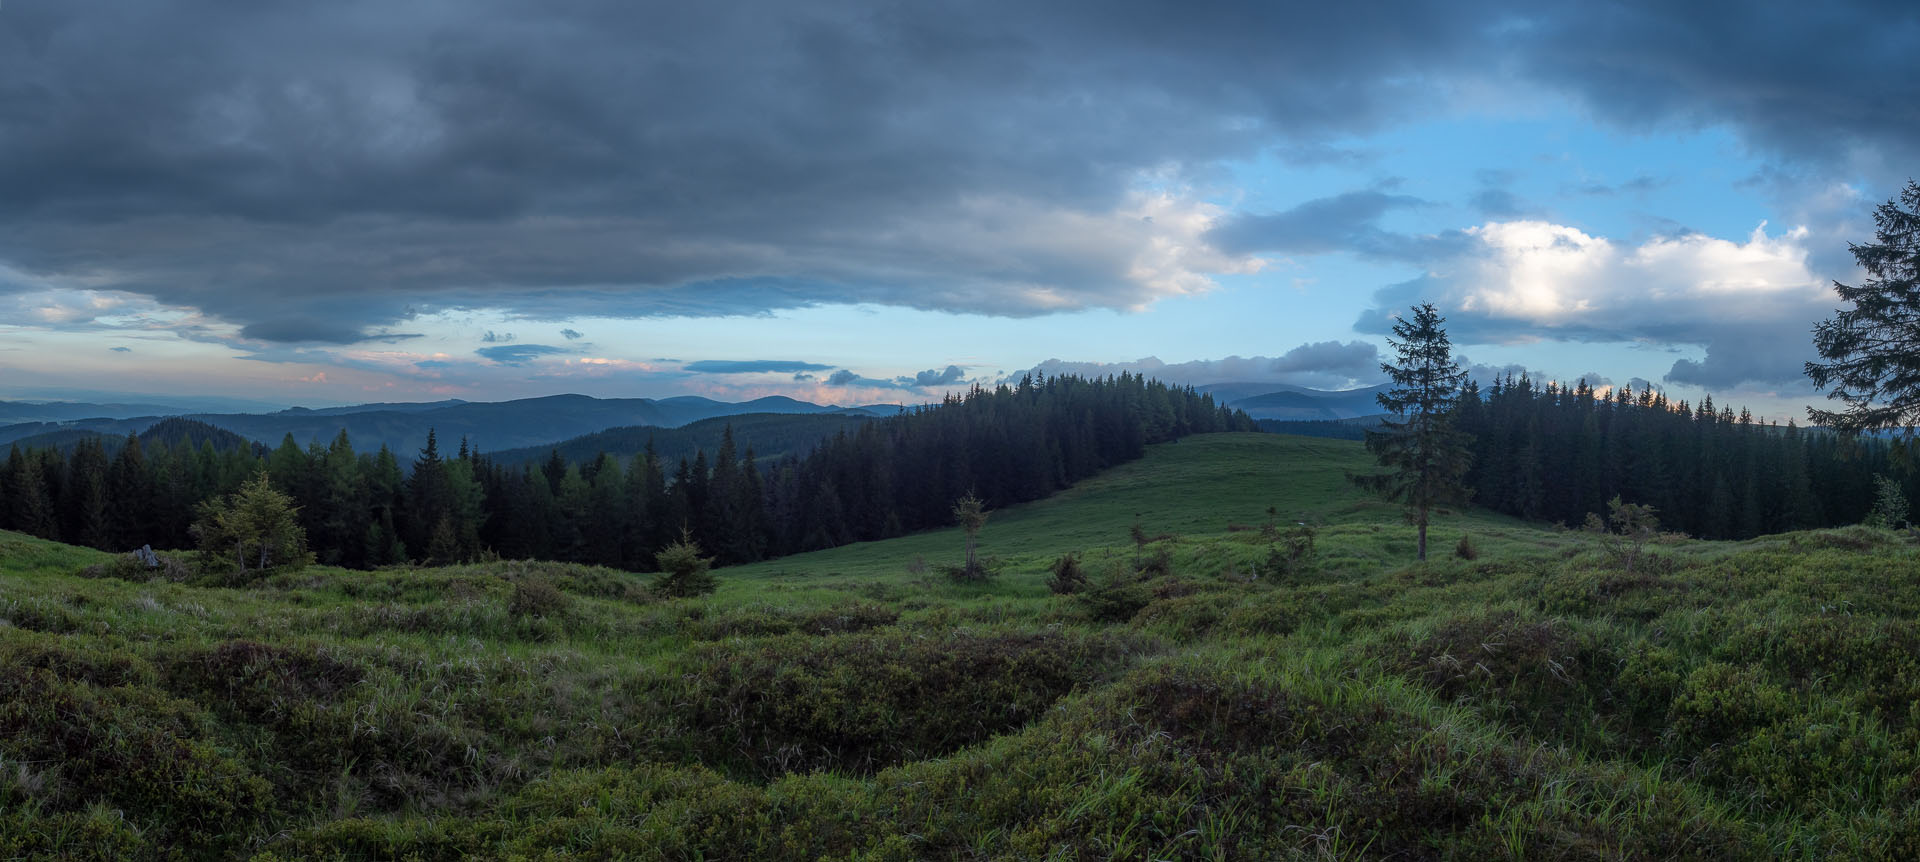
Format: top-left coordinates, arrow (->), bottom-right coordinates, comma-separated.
5,432 -> 1920,859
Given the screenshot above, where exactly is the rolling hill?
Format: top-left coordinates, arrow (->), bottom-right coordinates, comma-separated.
4,432 -> 1915,858
482,411 -> 876,467
1195,381 -> 1392,420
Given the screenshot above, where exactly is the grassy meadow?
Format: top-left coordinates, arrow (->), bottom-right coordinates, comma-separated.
5,432 -> 1920,859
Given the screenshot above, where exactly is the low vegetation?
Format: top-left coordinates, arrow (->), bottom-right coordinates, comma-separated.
5,432 -> 1920,859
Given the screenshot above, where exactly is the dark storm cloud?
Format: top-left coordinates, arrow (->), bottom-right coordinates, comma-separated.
684,359 -> 834,375
1513,2 -> 1920,171
239,318 -> 394,345
476,344 -> 568,366
899,365 -> 966,387
824,365 -> 965,389
1209,190 -> 1468,262
1025,341 -> 1385,389
0,0 -> 1910,338
0,0 -> 1509,336
1663,326 -> 1817,390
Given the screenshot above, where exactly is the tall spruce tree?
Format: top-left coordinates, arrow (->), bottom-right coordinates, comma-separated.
1807,180 -> 1920,435
1356,302 -> 1474,561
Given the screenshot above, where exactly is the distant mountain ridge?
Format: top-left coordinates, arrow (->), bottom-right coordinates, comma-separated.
483,412 -> 875,468
1194,382 -> 1392,420
0,394 -> 891,455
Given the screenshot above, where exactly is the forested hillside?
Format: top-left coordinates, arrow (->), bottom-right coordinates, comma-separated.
0,374 -> 1250,570
1454,375 -> 1898,539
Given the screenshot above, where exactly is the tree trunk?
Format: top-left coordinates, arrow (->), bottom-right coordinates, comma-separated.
1417,518 -> 1428,562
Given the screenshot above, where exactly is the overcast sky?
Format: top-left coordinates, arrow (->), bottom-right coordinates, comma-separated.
1,0 -> 1914,418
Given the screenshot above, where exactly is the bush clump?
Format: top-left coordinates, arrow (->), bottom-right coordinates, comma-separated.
653,531 -> 719,598
508,577 -> 570,619
1045,553 -> 1088,594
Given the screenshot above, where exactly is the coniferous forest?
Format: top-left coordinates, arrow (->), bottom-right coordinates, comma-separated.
1451,375 -> 1898,539
0,373 -> 1252,570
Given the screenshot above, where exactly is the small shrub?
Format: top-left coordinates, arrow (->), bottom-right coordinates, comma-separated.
905,555 -> 928,575
1046,553 -> 1088,594
952,493 -> 991,581
1078,570 -> 1154,623
1865,474 -> 1910,529
1136,546 -> 1173,578
1254,523 -> 1317,581
190,472 -> 313,583
797,603 -> 899,635
1585,496 -> 1660,575
1454,533 -> 1478,560
1667,662 -> 1794,753
653,531 -> 719,598
508,577 -> 569,619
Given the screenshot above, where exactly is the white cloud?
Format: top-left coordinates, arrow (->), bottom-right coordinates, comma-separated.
1365,219 -> 1836,389
1450,220 -> 1825,329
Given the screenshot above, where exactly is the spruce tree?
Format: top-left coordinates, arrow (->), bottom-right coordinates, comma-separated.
1807,180 -> 1920,434
1355,302 -> 1474,561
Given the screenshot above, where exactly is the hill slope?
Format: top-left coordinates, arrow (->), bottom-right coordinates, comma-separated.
5,432 -> 1919,858
482,411 -> 874,468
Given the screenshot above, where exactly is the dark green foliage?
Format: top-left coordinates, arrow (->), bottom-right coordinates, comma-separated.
507,577 -> 569,618
1046,552 -> 1087,594
1077,568 -> 1156,623
652,531 -> 718,598
0,659 -> 274,855
191,472 -> 312,583
1866,474 -> 1909,528
1454,532 -> 1477,559
1585,494 -> 1662,574
1255,522 -> 1316,580
1449,372 -> 1897,539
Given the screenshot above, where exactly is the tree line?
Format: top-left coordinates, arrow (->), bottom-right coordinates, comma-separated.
0,373 -> 1252,570
1451,374 -> 1900,539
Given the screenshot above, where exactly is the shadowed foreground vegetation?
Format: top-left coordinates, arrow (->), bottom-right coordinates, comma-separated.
5,433 -> 1920,859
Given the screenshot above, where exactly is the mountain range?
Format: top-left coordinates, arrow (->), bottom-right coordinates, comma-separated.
0,394 -> 897,455
1196,382 -> 1391,421
0,382 -> 1387,457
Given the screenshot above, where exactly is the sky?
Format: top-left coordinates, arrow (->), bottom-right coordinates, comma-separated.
0,1 -> 1915,421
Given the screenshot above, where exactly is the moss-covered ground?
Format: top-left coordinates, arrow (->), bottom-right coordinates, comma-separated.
5,432 -> 1920,859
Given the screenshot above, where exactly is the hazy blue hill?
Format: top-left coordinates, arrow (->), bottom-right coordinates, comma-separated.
2,417 -> 266,456
0,417 -> 159,447
291,399 -> 469,416
1,427 -> 127,454
1190,382 -> 1392,420
138,417 -> 264,454
0,394 -> 893,456
483,411 -> 875,467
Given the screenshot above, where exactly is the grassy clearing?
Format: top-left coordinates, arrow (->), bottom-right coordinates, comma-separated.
4,432 -> 1920,859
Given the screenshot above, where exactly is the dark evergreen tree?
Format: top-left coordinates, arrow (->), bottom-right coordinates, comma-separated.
1355,303 -> 1474,561
1807,180 -> 1920,435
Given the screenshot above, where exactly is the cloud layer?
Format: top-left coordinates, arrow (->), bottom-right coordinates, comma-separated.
0,0 -> 1910,344
1025,341 -> 1384,390
1358,221 -> 1834,389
